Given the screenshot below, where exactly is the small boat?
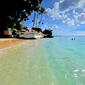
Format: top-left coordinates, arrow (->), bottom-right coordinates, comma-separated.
19,32 -> 44,39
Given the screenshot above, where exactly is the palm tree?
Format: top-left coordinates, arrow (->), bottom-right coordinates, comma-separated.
32,6 -> 40,28
38,7 -> 47,28
32,11 -> 36,28
36,9 -> 39,27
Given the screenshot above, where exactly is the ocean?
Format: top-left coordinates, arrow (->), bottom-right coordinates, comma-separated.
0,36 -> 85,85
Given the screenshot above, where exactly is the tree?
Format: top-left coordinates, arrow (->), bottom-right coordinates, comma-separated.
14,24 -> 23,30
38,7 -> 47,27
36,6 -> 40,27
32,11 -> 36,27
23,26 -> 28,29
42,29 -> 53,35
32,27 -> 42,32
0,0 -> 43,37
32,6 -> 46,28
32,6 -> 40,28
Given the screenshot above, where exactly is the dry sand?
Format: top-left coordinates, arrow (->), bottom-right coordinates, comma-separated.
0,38 -> 28,50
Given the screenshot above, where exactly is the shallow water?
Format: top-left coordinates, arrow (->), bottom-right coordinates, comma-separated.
0,36 -> 85,85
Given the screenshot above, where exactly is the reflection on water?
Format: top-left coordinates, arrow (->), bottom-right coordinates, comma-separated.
0,37 -> 85,85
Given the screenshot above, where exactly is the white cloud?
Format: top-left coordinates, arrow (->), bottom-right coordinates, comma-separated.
66,18 -> 74,26
80,21 -> 85,24
73,10 -> 78,15
61,14 -> 68,19
28,23 -> 33,28
46,0 -> 85,20
41,25 -> 48,31
46,2 -> 68,20
59,0 -> 85,12
60,0 -> 65,3
49,15 -> 55,20
53,25 -> 59,29
62,20 -> 66,23
43,25 -> 47,28
62,18 -> 75,26
77,24 -> 80,26
73,10 -> 75,14
45,22 -> 48,24
28,23 -> 32,26
42,25 -> 48,28
83,8 -> 85,12
74,13 -> 85,24
75,12 -> 78,15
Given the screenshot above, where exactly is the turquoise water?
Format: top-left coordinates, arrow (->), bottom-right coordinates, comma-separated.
0,36 -> 85,85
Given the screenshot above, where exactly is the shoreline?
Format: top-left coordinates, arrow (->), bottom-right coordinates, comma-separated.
0,38 -> 28,50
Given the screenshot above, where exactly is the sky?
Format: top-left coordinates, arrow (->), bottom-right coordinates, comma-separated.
23,0 -> 85,36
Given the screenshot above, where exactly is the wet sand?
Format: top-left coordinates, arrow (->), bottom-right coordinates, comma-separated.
0,38 -> 28,50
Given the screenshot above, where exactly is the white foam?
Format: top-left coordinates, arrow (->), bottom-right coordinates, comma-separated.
74,69 -> 78,72
82,70 -> 85,72
74,74 -> 78,77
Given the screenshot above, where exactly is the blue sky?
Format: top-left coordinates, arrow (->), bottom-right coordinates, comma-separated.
24,0 -> 85,35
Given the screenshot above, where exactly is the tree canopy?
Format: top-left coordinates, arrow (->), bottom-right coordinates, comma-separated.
0,0 -> 43,29
0,0 -> 43,37
42,29 -> 53,35
32,27 -> 42,32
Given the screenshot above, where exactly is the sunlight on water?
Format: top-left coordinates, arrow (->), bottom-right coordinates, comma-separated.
0,37 -> 85,85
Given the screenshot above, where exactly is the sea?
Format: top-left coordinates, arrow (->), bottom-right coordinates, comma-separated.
0,36 -> 85,85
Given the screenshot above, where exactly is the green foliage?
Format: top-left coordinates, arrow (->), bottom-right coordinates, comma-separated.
0,0 -> 43,29
38,7 -> 47,27
42,29 -> 53,35
32,6 -> 46,28
14,23 -> 23,30
23,26 -> 28,29
12,23 -> 16,27
12,22 -> 28,30
32,27 -> 42,32
39,7 -> 47,14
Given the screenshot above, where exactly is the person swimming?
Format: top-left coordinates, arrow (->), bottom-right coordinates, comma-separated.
71,38 -> 73,40
71,38 -> 75,40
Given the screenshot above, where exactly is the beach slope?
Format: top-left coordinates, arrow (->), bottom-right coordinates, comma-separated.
0,38 -> 27,50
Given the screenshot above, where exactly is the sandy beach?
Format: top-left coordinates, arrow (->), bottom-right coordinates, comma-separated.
0,38 -> 28,50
